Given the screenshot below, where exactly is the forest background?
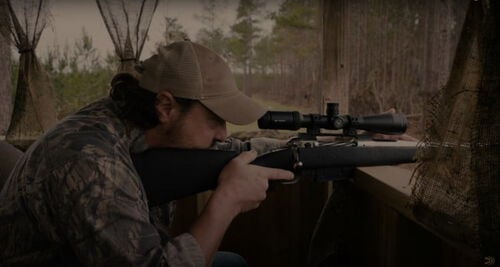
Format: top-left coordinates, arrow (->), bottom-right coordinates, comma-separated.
2,0 -> 467,137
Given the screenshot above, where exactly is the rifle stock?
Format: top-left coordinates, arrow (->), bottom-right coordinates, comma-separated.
132,143 -> 417,206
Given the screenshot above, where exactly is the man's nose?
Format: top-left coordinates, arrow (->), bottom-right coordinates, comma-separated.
214,124 -> 228,142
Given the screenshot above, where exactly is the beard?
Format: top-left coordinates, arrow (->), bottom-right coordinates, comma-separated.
161,113 -> 212,149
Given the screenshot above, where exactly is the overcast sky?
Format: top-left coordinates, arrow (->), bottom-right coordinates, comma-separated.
38,0 -> 280,60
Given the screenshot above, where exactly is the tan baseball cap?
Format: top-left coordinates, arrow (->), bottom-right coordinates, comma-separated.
136,41 -> 266,125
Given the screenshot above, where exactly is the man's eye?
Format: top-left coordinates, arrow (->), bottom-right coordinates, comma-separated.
209,119 -> 222,128
208,116 -> 224,126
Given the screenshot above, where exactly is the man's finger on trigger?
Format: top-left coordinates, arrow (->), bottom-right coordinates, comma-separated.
266,169 -> 295,180
236,150 -> 258,164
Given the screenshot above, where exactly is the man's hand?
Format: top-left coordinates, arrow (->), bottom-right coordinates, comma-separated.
190,150 -> 294,265
215,150 -> 294,214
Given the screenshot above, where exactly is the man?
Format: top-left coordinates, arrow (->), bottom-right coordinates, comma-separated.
0,41 -> 294,266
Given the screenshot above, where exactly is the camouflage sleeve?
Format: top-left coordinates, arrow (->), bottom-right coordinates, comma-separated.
46,156 -> 205,267
214,137 -> 287,155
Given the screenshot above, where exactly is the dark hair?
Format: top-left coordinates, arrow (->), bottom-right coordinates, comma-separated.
109,74 -> 196,130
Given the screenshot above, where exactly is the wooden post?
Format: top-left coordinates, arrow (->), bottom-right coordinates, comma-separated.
322,0 -> 349,114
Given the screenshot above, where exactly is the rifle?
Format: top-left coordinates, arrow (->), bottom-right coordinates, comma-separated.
132,103 -> 417,207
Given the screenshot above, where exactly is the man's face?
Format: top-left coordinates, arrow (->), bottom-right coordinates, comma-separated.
148,99 -> 228,149
168,102 -> 228,149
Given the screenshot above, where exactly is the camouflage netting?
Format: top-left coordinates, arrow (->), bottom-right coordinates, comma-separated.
4,0 -> 57,150
96,0 -> 158,72
0,0 -> 12,136
0,0 -> 12,138
411,0 -> 500,260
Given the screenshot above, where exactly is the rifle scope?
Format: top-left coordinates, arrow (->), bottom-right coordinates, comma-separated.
258,103 -> 407,135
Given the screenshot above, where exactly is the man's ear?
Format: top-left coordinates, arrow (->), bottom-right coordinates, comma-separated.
155,91 -> 177,124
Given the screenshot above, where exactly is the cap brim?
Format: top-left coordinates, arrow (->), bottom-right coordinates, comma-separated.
200,92 -> 267,125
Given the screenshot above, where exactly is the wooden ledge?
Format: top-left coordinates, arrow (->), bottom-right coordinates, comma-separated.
353,165 -> 415,220
352,165 -> 481,260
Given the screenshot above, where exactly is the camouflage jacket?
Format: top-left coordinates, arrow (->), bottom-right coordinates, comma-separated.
0,98 -> 206,266
0,97 -> 286,267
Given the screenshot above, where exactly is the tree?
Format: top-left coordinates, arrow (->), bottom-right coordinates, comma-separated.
73,28 -> 101,72
195,0 -> 228,57
253,35 -> 277,75
160,17 -> 188,46
253,0 -> 320,107
40,29 -> 114,117
228,0 -> 265,95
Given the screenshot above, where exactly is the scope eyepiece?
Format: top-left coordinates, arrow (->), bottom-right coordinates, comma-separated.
257,111 -> 303,130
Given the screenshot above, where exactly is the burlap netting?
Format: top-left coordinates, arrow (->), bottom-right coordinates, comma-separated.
0,0 -> 12,135
411,0 -> 499,259
4,0 -> 57,150
96,0 -> 158,72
